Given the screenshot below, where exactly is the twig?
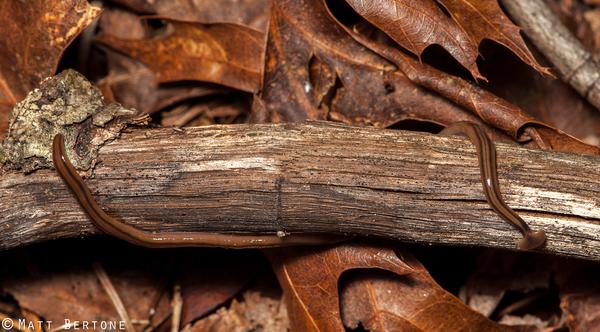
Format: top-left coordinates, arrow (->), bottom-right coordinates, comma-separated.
1,122 -> 599,260
501,0 -> 600,111
171,285 -> 183,332
92,262 -> 136,332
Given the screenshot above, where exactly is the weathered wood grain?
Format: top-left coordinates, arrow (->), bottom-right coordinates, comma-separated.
1,121 -> 599,259
501,0 -> 600,111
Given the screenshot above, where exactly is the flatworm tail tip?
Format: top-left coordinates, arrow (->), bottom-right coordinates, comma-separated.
518,230 -> 547,250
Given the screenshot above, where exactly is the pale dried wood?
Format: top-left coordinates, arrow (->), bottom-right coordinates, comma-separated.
501,0 -> 600,111
1,121 -> 599,259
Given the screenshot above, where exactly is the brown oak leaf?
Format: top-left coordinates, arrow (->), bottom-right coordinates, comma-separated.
97,19 -> 263,93
267,242 -> 527,331
343,0 -> 550,79
252,0 -> 507,139
0,0 -> 101,138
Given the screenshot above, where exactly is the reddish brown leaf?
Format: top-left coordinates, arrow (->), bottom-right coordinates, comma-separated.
0,0 -> 101,138
479,45 -> 600,146
524,125 -> 600,155
344,0 -> 483,79
254,0 -> 598,154
325,12 -> 534,134
152,0 -> 269,32
109,0 -> 269,31
343,0 -> 549,78
97,19 -> 263,93
253,0 -> 508,138
97,49 -> 222,115
435,0 -> 551,76
341,270 -> 529,331
329,9 -> 600,154
96,9 -> 226,115
179,250 -> 259,325
267,242 -> 521,331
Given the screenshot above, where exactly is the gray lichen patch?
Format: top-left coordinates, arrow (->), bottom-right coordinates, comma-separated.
1,69 -> 148,173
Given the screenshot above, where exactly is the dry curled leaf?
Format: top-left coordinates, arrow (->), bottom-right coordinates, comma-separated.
151,0 -> 270,31
344,0 -> 483,79
327,4 -> 600,154
97,19 -> 263,93
479,46 -> 600,146
341,270 -> 531,332
97,49 -> 223,115
343,0 -> 549,79
252,0 -> 507,138
95,9 -> 226,116
110,0 -> 269,31
0,0 -> 101,138
267,242 -> 524,331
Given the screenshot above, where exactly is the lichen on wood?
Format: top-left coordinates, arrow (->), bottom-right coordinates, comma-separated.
1,69 -> 148,173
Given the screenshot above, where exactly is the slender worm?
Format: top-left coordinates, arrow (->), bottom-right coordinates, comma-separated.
52,134 -> 342,248
440,122 -> 546,250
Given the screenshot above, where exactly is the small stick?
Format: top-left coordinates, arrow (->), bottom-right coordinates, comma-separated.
501,0 -> 600,111
92,262 -> 136,332
170,285 -> 183,332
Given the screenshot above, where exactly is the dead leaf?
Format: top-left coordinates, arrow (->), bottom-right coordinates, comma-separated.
95,9 -> 227,116
343,0 -> 483,79
152,0 -> 269,32
341,270 -> 531,331
434,0 -> 549,76
479,42 -> 600,146
97,19 -> 264,93
97,49 -> 223,115
1,242 -> 170,327
179,250 -> 260,326
327,5 -> 600,154
0,0 -> 101,138
252,0 -> 511,141
183,290 -> 288,332
267,242 -> 523,331
108,0 -> 269,31
343,0 -> 549,79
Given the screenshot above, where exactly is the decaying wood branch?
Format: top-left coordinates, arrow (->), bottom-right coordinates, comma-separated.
1,122 -> 599,259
